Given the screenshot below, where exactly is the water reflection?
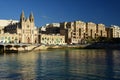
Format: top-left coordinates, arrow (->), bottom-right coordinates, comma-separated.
63,50 -> 107,80
0,49 -> 120,80
0,52 -> 38,79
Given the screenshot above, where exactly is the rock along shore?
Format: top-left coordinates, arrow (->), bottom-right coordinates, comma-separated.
1,43 -> 120,53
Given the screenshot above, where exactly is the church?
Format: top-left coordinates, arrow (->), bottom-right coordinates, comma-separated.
0,11 -> 38,44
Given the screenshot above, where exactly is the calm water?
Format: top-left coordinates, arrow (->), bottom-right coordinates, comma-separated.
0,49 -> 120,80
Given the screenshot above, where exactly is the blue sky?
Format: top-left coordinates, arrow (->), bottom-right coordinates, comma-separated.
0,0 -> 120,27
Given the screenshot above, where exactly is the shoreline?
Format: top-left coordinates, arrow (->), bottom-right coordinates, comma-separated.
1,43 -> 120,53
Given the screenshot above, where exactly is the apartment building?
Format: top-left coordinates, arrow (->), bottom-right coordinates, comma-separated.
60,21 -> 86,44
110,25 -> 120,38
39,34 -> 65,45
96,24 -> 107,37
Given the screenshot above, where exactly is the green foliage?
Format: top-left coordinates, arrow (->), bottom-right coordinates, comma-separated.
85,36 -> 95,43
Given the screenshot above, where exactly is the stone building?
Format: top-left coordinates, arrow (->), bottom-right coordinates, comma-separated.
59,21 -> 108,44
3,11 -> 38,44
86,22 -> 97,38
106,27 -> 112,38
0,20 -> 19,43
39,26 -> 46,34
74,21 -> 86,39
96,24 -> 107,37
60,21 -> 86,44
42,23 -> 60,34
39,34 -> 65,45
0,33 -> 18,43
109,25 -> 120,38
0,26 -> 5,34
0,20 -> 19,34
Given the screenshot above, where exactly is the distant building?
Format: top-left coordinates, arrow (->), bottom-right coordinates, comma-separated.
0,11 -> 38,44
0,20 -> 18,27
106,27 -> 112,38
39,26 -> 46,34
38,34 -> 65,45
0,33 -> 18,43
60,21 -> 86,44
59,21 -> 109,44
96,24 -> 107,37
0,26 -> 5,34
110,25 -> 120,38
0,20 -> 19,35
43,23 -> 60,34
86,22 -> 97,38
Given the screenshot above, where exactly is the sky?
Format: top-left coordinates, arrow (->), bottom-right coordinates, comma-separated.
0,0 -> 120,27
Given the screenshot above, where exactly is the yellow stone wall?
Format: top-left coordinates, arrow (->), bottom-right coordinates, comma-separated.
39,34 -> 65,45
96,24 -> 107,37
86,22 -> 96,38
0,33 -> 19,43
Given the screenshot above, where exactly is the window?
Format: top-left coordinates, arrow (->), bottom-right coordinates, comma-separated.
42,37 -> 44,40
79,29 -> 81,37
100,30 -> 103,36
27,25 -> 29,28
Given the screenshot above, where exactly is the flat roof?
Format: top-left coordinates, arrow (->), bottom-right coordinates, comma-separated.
0,20 -> 19,26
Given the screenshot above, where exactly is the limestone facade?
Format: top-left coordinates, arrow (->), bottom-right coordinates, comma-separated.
0,26 -> 4,34
18,11 -> 38,43
86,22 -> 97,38
39,34 -> 65,45
110,25 -> 120,38
0,11 -> 38,44
0,33 -> 18,43
0,11 -> 119,45
44,23 -> 60,34
60,21 -> 86,44
60,21 -> 107,44
96,24 -> 107,37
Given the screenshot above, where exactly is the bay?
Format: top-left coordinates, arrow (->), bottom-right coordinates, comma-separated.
0,49 -> 120,80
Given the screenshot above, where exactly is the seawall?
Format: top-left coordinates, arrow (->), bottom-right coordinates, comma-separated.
1,43 -> 120,53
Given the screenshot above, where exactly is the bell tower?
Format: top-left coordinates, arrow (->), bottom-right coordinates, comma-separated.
20,10 -> 25,22
19,11 -> 37,44
29,12 -> 34,22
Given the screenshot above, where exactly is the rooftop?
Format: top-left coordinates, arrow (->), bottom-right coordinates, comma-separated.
0,20 -> 19,27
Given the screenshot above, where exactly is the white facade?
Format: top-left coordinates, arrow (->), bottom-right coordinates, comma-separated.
40,26 -> 46,31
39,34 -> 65,45
111,25 -> 120,38
0,11 -> 38,44
0,20 -> 18,27
46,23 -> 60,27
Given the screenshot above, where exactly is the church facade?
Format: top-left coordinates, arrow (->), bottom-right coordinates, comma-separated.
0,11 -> 38,44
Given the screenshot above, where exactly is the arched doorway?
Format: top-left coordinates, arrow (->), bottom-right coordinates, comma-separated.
35,38 -> 37,43
19,38 -> 21,43
27,37 -> 30,43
